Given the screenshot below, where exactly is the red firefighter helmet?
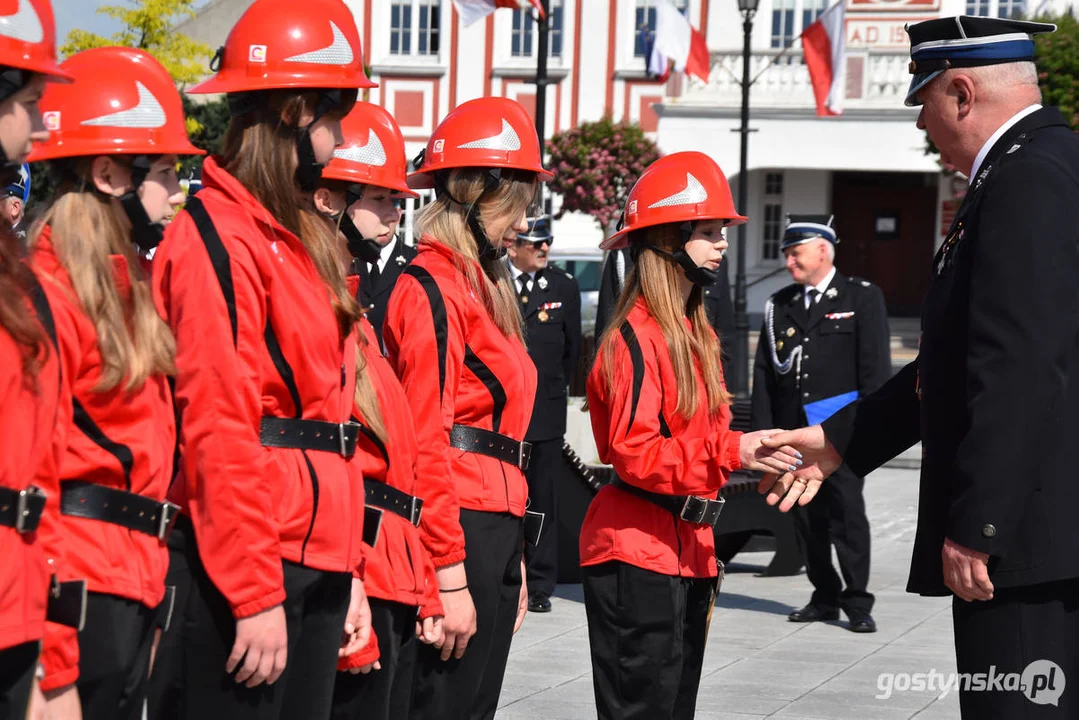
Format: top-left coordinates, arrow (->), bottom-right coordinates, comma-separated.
407,97 -> 552,190
28,47 -> 203,162
0,0 -> 72,85
188,0 -> 375,95
601,151 -> 747,251
322,102 -> 417,197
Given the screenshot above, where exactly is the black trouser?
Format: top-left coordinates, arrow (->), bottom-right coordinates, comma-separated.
145,516 -> 352,720
583,561 -> 717,720
77,593 -> 157,720
523,437 -> 563,598
0,641 -> 38,720
952,578 -> 1079,719
410,509 -> 523,720
792,463 -> 873,614
331,598 -> 418,720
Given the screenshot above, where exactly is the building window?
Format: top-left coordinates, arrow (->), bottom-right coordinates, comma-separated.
762,172 -> 784,261
997,0 -> 1025,17
634,0 -> 688,59
511,0 -> 563,58
390,0 -> 441,57
965,0 -> 990,14
771,0 -> 796,49
801,0 -> 829,33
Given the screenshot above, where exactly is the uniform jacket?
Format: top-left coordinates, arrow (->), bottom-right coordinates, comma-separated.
33,229 -> 176,690
0,267 -> 64,656
581,298 -> 742,578
596,250 -> 736,379
153,157 -> 364,619
824,107 -> 1079,595
751,271 -> 891,432
515,263 -> 582,442
383,237 -> 537,568
338,307 -> 441,671
353,238 -> 416,351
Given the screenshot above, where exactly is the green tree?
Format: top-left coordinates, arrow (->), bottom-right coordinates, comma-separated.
1033,11 -> 1079,128
179,95 -> 230,176
60,0 -> 212,88
547,118 -> 661,235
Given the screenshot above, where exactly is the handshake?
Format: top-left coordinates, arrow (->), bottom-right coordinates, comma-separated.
738,425 -> 841,513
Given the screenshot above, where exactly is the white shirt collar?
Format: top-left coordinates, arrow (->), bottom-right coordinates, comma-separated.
808,266 -> 836,297
968,104 -> 1041,186
507,259 -> 531,283
374,238 -> 397,271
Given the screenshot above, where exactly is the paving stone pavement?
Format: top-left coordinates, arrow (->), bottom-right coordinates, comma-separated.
499,466 -> 963,719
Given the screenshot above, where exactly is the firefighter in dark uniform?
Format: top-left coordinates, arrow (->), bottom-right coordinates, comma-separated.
751,214 -> 890,633
353,210 -> 416,350
761,17 -> 1079,718
507,216 -> 582,613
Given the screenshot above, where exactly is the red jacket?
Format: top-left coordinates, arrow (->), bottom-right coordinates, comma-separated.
153,157 -> 364,620
339,306 -> 441,671
33,229 -> 176,690
0,267 -> 63,656
383,238 -> 536,568
580,298 -> 742,578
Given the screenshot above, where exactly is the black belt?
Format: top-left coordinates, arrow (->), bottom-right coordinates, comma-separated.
259,417 -> 361,457
610,476 -> 725,527
60,482 -> 180,541
0,485 -> 46,534
364,480 -> 423,527
449,425 -> 531,470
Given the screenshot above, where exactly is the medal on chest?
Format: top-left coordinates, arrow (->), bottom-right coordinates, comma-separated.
936,221 -> 964,276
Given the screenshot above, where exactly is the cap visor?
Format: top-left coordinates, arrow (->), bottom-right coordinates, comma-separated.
599,228 -> 629,251
905,71 -> 941,107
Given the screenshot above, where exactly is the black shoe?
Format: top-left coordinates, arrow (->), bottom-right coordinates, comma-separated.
846,610 -> 877,633
788,603 -> 840,623
528,594 -> 552,613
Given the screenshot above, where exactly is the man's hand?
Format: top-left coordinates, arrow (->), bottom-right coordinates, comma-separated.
416,615 -> 444,646
434,563 -> 477,662
738,429 -> 804,475
943,538 -> 994,602
513,559 -> 528,634
756,426 -> 842,511
227,604 -> 288,687
339,577 -> 373,659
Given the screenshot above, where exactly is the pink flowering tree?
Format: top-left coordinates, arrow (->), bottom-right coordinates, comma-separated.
547,118 -> 661,235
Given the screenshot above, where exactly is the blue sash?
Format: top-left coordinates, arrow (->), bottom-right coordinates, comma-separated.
803,391 -> 859,426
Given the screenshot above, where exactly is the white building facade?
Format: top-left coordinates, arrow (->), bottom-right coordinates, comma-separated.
180,0 -> 1070,316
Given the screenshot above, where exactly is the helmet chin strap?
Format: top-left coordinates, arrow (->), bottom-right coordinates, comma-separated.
336,183 -> 381,263
431,169 -> 505,262
117,155 -> 166,255
634,222 -> 719,288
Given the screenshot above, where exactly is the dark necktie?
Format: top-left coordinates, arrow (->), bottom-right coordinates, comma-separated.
518,274 -> 530,306
369,261 -> 382,288
806,287 -> 820,310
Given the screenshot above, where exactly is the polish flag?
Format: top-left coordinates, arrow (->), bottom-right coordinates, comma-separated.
453,0 -> 546,26
648,0 -> 710,83
802,0 -> 847,116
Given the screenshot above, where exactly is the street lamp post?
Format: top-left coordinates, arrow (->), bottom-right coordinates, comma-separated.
731,0 -> 759,396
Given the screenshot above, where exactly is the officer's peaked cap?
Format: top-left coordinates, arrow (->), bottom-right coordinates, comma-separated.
783,213 -> 836,250
518,216 -> 553,243
905,16 -> 1055,107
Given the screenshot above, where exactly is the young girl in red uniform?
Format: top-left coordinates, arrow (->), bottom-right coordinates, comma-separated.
383,97 -> 550,720
310,101 -> 444,719
0,2 -> 71,716
26,47 -> 201,720
147,1 -> 375,717
582,152 -> 801,720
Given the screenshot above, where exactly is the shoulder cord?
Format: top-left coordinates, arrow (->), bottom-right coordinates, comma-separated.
764,297 -> 801,388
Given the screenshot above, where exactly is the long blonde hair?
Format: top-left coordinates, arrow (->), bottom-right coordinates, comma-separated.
415,168 -> 537,340
353,338 -> 388,446
599,224 -> 730,419
222,91 -> 361,340
34,165 -> 176,392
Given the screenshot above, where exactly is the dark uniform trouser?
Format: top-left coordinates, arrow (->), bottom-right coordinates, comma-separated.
145,516 -> 352,720
952,578 -> 1079,719
792,464 -> 874,614
77,593 -> 157,720
330,598 -> 418,720
0,641 -> 37,720
411,509 -> 523,720
523,437 -> 562,598
582,561 -> 716,720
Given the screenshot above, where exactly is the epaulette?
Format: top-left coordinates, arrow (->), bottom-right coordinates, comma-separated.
847,276 -> 872,288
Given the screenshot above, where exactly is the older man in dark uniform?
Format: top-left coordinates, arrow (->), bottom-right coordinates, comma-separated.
353,201 -> 415,349
507,217 -> 582,613
751,215 -> 890,633
761,17 -> 1079,718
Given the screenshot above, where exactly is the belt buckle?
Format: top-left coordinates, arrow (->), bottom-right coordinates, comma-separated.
703,496 -> 726,527
679,495 -> 709,524
157,502 -> 181,541
410,497 -> 424,527
519,441 -> 532,470
15,486 -> 45,534
339,422 -> 359,458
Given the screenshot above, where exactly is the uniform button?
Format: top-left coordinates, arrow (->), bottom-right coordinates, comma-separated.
802,373 -> 809,379
803,338 -> 809,343
982,524 -> 997,538
803,392 -> 810,398
803,356 -> 809,361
